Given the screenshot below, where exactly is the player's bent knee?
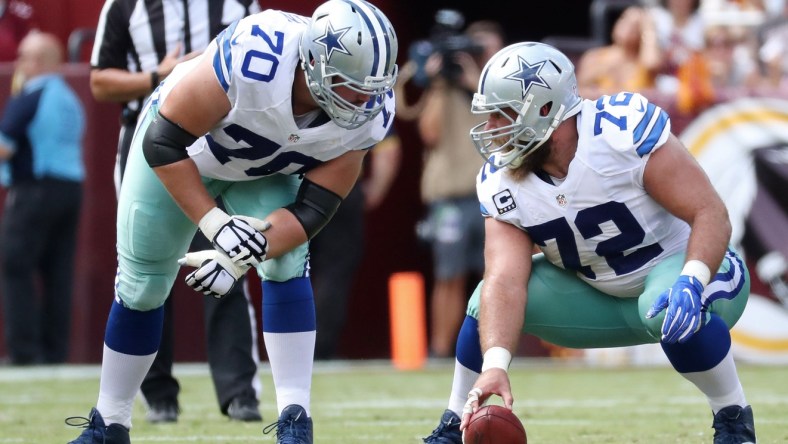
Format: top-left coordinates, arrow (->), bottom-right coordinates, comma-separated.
259,245 -> 309,282
116,273 -> 174,311
465,281 -> 483,319
642,314 -> 664,341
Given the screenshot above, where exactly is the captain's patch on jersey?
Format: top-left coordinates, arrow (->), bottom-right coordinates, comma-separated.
493,189 -> 517,214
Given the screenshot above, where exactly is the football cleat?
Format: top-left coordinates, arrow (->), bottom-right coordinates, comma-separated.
712,405 -> 756,444
262,404 -> 313,444
66,408 -> 130,444
423,409 -> 462,444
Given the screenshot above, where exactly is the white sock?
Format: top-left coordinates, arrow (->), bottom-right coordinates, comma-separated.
96,344 -> 157,429
448,359 -> 480,416
263,331 -> 315,416
680,349 -> 747,414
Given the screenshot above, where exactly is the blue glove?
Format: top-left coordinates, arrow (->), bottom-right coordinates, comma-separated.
646,275 -> 705,343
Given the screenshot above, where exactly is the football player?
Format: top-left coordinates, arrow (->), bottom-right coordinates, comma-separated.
66,1 -> 397,443
423,42 -> 755,444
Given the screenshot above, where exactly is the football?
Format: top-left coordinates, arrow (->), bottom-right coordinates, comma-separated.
464,405 -> 526,444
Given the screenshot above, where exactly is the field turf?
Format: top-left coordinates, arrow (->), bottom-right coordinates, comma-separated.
1,359 -> 785,443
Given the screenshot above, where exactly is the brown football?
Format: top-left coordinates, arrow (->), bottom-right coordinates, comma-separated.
464,405 -> 526,444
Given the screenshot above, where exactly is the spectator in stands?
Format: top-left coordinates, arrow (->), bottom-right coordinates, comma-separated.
702,24 -> 759,90
89,0 -> 262,423
648,0 -> 705,84
577,6 -> 661,97
0,32 -> 84,365
757,0 -> 788,88
310,129 -> 401,360
0,0 -> 35,62
398,18 -> 505,358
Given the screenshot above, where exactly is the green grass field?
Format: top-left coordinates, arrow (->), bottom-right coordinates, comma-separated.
1,359 -> 786,443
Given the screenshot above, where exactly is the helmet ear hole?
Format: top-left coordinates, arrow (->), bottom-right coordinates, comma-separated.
540,102 -> 553,117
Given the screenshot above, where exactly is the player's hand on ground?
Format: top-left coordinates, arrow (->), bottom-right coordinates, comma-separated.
199,208 -> 271,267
646,275 -> 705,343
179,249 -> 250,298
460,369 -> 513,431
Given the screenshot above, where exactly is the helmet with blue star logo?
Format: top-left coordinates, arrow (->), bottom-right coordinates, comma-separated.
300,0 -> 398,129
470,42 -> 582,168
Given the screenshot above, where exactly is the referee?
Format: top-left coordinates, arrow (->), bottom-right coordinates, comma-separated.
89,0 -> 262,422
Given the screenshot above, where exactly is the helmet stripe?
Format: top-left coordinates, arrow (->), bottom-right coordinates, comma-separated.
339,0 -> 387,77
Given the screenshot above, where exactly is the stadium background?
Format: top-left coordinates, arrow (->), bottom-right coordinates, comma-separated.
3,0 -> 783,364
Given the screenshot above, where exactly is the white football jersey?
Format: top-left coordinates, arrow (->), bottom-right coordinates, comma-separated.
477,92 -> 690,297
148,9 -> 395,181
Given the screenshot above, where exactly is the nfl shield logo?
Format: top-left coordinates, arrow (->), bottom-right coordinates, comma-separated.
288,134 -> 300,143
556,194 -> 567,207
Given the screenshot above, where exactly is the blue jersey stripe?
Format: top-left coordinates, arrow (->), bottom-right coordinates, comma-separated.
340,0 -> 381,77
213,21 -> 238,92
636,109 -> 668,157
480,202 -> 490,217
633,102 -> 656,145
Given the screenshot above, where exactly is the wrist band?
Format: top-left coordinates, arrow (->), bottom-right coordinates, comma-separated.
150,71 -> 160,90
481,347 -> 512,373
198,207 -> 228,241
681,259 -> 711,287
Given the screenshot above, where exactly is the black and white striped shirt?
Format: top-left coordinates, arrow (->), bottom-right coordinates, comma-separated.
90,0 -> 260,112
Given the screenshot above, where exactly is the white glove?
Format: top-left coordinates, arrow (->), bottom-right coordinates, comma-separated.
199,208 -> 271,267
178,250 -> 250,298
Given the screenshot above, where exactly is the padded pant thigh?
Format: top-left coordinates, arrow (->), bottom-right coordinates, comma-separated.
116,112 -> 197,311
466,255 -> 654,348
218,175 -> 308,283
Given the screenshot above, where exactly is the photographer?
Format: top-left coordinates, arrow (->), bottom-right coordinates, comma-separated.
397,16 -> 505,358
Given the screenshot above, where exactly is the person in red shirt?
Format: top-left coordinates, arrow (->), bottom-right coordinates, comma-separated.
0,0 -> 36,62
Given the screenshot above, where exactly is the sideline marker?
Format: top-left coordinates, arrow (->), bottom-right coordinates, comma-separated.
388,271 -> 427,370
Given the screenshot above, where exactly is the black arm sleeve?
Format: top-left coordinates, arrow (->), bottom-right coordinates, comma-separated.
284,178 -> 343,239
142,113 -> 198,167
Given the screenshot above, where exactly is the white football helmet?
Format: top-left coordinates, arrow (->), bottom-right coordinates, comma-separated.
470,42 -> 582,168
300,0 -> 398,129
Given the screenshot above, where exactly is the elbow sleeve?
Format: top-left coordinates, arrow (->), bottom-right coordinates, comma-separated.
284,178 -> 343,239
142,113 -> 198,167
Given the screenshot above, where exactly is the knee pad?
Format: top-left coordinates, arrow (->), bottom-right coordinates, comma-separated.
115,270 -> 173,311
259,243 -> 309,282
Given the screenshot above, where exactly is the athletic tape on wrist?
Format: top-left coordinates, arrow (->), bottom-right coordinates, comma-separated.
681,259 -> 711,287
481,347 -> 512,373
198,207 -> 229,241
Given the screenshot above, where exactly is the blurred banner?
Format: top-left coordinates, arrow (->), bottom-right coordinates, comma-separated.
682,97 -> 788,365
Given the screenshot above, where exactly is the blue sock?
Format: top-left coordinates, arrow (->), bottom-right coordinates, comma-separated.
661,314 -> 730,373
456,316 -> 483,373
104,298 -> 163,355
262,277 -> 316,333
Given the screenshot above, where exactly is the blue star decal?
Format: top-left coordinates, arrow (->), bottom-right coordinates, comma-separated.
314,22 -> 352,62
504,56 -> 549,99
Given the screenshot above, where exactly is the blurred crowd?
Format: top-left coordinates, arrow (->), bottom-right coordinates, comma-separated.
576,0 -> 788,118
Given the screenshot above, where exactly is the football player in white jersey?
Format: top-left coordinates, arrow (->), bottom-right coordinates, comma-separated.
67,1 -> 397,443
423,42 -> 755,444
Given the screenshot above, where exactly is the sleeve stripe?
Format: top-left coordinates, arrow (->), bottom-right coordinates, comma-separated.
636,109 -> 669,157
212,21 -> 239,92
480,202 -> 490,217
633,102 -> 656,145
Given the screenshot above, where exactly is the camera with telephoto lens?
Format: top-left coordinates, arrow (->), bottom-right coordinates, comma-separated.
408,9 -> 484,87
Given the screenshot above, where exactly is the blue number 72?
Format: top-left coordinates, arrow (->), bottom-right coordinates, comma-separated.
593,92 -> 633,135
